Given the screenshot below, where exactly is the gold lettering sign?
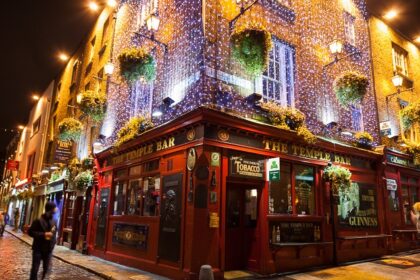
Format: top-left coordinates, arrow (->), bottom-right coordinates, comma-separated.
110,137 -> 175,165
263,140 -> 351,165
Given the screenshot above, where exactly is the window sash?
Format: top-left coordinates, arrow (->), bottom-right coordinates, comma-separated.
344,12 -> 355,46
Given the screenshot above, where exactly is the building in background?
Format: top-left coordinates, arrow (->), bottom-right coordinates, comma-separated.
0,133 -> 20,212
369,15 -> 420,252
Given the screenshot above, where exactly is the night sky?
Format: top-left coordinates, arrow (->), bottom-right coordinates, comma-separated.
0,0 -> 419,154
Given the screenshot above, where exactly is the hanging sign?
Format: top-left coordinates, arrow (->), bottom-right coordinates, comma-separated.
230,156 -> 264,179
380,121 -> 392,136
267,157 -> 280,181
6,160 -> 19,171
386,179 -> 397,191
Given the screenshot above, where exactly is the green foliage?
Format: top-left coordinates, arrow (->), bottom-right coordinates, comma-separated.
333,71 -> 369,107
58,117 -> 83,142
74,170 -> 93,190
118,48 -> 156,83
323,164 -> 352,193
399,101 -> 420,131
231,23 -> 273,77
79,90 -> 107,122
261,101 -> 317,144
82,157 -> 94,168
115,116 -> 153,147
403,141 -> 420,165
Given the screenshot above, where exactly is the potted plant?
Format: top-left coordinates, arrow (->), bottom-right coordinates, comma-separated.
231,23 -> 273,77
118,47 -> 156,83
323,164 -> 352,194
79,90 -> 107,122
261,101 -> 317,144
399,101 -> 420,131
404,142 -> 420,166
354,131 -> 373,149
333,71 -> 369,107
115,115 -> 153,147
58,117 -> 83,142
73,170 -> 93,191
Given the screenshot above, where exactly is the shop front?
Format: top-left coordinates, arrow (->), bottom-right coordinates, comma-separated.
47,179 -> 66,241
88,108 -> 391,279
383,148 -> 420,252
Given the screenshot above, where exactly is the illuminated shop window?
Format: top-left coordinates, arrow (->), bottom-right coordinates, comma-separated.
112,161 -> 160,217
344,12 -> 356,46
260,38 -> 295,106
392,44 -> 409,77
269,163 -> 315,215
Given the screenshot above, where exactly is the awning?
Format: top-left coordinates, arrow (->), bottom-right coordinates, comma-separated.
47,179 -> 66,194
15,178 -> 30,189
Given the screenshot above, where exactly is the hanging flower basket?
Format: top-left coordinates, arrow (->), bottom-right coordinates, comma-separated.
333,71 -> 369,107
230,23 -> 273,77
118,47 -> 156,83
58,117 -> 83,142
323,164 -> 352,194
261,101 -> 317,144
399,101 -> 420,131
354,131 -> 373,149
115,116 -> 154,147
73,170 -> 93,191
82,157 -> 94,169
404,142 -> 420,166
79,90 -> 107,122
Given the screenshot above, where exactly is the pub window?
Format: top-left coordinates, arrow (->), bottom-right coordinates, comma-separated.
401,175 -> 419,225
101,17 -> 110,46
259,38 -> 295,106
112,164 -> 160,217
32,117 -> 41,136
138,0 -> 158,29
392,44 -> 409,77
343,11 -> 356,46
269,162 -> 315,215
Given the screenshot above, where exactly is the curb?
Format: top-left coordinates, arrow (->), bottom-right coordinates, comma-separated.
5,228 -> 111,280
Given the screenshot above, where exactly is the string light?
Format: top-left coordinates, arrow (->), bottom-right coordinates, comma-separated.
99,0 -> 378,146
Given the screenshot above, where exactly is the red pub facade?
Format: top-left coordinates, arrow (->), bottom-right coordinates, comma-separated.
86,107 -> 419,279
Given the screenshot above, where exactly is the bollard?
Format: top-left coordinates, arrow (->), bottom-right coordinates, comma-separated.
199,265 -> 214,280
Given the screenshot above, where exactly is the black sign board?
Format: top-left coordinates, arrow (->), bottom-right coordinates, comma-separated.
273,222 -> 319,242
158,173 -> 183,262
54,140 -> 73,163
338,182 -> 378,228
112,223 -> 148,250
229,156 -> 264,179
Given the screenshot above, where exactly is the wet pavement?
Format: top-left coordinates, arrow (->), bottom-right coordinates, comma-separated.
0,231 -> 102,280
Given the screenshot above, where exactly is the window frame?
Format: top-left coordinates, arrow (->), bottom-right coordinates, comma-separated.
343,11 -> 356,46
392,43 -> 409,77
400,175 -> 419,226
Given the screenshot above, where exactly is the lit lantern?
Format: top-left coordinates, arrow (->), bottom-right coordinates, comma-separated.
104,62 -> 115,75
391,74 -> 403,88
329,40 -> 343,55
76,93 -> 83,104
146,14 -> 160,32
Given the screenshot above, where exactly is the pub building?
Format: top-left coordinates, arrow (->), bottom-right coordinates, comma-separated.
88,107 -> 390,279
383,148 -> 420,252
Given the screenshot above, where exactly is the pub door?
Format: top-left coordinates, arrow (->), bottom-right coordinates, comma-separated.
225,184 -> 260,271
95,188 -> 110,250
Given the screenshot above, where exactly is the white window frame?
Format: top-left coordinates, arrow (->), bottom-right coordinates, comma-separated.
138,0 -> 158,29
255,38 -> 295,107
392,44 -> 409,77
344,11 -> 356,46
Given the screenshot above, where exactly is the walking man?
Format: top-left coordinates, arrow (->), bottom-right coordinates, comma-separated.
28,201 -> 57,280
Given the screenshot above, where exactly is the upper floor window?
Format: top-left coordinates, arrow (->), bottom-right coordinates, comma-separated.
138,0 -> 158,29
392,44 -> 409,77
32,117 -> 41,137
71,61 -> 79,84
344,12 -> 356,46
259,38 -> 295,106
101,17 -> 110,46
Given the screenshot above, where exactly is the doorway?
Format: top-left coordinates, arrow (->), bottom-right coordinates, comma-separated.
225,184 -> 260,271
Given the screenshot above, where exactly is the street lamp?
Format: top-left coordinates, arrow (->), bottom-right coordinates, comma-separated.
104,62 -> 115,75
107,0 -> 117,8
88,1 -> 99,12
391,74 -> 403,88
146,14 -> 160,32
32,94 -> 40,101
58,53 -> 69,62
18,125 -> 25,130
384,10 -> 398,20
329,40 -> 343,56
76,93 -> 83,104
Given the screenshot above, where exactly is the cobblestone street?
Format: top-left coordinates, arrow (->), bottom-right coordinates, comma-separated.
0,232 -> 102,280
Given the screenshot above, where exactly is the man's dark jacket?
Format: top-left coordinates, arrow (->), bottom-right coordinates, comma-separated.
28,214 -> 57,253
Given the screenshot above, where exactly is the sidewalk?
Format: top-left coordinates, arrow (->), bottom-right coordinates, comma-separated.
5,226 -> 169,280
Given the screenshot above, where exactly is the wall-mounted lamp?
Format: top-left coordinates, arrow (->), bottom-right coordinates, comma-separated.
146,13 -> 160,33
329,40 -> 343,56
104,62 -> 115,75
152,97 -> 175,118
391,74 -> 403,88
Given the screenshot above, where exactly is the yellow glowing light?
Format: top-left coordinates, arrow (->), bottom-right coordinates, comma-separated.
384,10 -> 398,20
107,0 -> 117,8
414,36 -> 420,44
58,53 -> 69,61
32,94 -> 40,101
329,40 -> 343,55
88,1 -> 99,11
18,125 -> 25,130
377,20 -> 388,33
391,74 -> 403,88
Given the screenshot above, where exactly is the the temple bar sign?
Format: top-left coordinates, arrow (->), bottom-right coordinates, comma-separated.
110,137 -> 175,165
